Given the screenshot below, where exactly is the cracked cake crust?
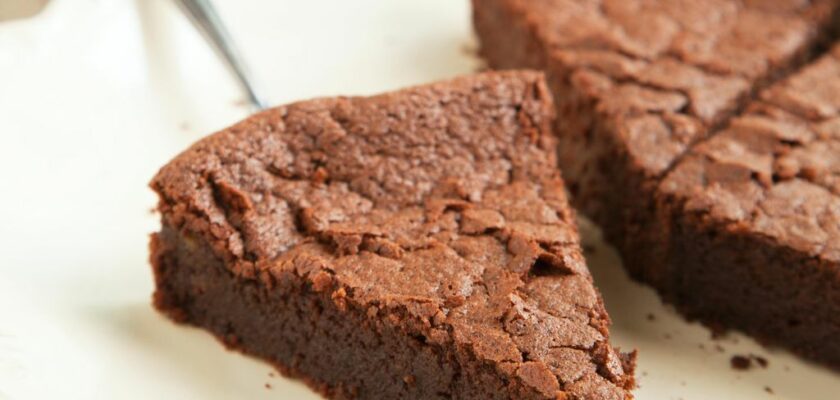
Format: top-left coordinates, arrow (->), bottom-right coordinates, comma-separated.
150,71 -> 636,399
473,0 -> 840,367
659,46 -> 840,366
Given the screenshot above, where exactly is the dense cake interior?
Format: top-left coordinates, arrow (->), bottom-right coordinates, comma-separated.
151,71 -> 635,399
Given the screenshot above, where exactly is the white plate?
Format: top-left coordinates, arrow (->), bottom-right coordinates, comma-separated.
0,1 -> 837,399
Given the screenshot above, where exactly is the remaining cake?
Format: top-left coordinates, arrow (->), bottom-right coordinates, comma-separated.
150,71 -> 636,399
660,45 -> 840,367
473,0 -> 840,366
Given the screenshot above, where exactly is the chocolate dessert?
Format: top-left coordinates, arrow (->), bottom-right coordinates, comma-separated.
150,71 -> 636,399
473,0 -> 840,367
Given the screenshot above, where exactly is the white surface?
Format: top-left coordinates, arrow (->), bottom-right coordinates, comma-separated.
0,1 -> 837,399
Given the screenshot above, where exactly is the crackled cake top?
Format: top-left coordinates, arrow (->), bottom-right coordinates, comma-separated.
152,71 -> 634,399
662,45 -> 840,262
500,0 -> 839,175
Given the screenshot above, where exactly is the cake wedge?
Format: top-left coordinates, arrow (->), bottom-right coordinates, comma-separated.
150,71 -> 636,399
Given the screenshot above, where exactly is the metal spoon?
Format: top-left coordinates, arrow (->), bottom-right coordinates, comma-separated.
173,0 -> 269,111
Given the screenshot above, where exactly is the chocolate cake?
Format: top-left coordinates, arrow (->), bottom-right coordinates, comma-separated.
473,0 -> 840,366
150,71 -> 636,399
661,46 -> 840,367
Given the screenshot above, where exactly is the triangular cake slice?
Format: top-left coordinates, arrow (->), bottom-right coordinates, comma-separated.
150,71 -> 636,399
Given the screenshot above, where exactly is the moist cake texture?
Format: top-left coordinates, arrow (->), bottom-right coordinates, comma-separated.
473,0 -> 840,367
150,71 -> 636,399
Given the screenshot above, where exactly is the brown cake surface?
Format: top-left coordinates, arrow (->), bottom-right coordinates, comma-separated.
473,0 -> 840,366
660,46 -> 840,365
150,71 -> 636,399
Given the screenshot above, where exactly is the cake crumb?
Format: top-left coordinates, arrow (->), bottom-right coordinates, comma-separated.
646,313 -> 656,322
752,354 -> 769,368
731,355 -> 752,370
265,383 -> 272,389
268,371 -> 275,377
709,323 -> 727,339
764,386 -> 774,394
715,344 -> 725,353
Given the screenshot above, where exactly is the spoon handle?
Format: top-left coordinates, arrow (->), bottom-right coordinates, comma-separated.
174,0 -> 268,111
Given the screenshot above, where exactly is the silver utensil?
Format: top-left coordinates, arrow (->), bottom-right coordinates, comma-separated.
173,0 -> 269,111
